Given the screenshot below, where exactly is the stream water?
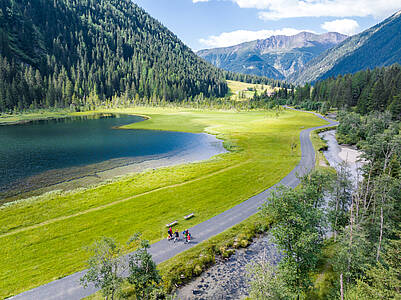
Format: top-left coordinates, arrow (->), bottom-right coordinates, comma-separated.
319,130 -> 363,185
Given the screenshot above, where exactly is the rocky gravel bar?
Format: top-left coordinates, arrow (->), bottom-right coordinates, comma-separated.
175,235 -> 278,299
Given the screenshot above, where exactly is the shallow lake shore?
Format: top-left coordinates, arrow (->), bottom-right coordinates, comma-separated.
2,132 -> 227,204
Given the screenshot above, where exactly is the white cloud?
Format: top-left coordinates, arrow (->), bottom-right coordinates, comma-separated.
230,0 -> 401,20
233,0 -> 274,9
199,28 -> 314,48
192,0 -> 400,20
321,19 -> 360,36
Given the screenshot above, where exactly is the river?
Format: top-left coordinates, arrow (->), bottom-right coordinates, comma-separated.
319,130 -> 364,185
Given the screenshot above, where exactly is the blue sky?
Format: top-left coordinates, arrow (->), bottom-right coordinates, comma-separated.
132,0 -> 400,51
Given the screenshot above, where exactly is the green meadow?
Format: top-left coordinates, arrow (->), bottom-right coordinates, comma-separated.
0,108 -> 328,298
0,109 -> 72,125
226,80 -> 278,100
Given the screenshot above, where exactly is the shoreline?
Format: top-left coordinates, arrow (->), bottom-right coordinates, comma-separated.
0,111 -> 228,204
319,129 -> 364,187
0,111 -> 150,126
338,145 -> 362,164
0,110 -> 77,126
1,132 -> 227,205
318,130 -> 363,166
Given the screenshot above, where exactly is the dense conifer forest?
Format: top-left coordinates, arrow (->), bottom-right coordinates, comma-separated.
0,0 -> 228,112
249,64 -> 401,118
224,71 -> 292,89
290,64 -> 401,118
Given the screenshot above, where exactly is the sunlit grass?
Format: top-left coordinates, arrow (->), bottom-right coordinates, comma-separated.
0,109 -> 72,124
227,80 -> 278,101
0,107 -> 328,298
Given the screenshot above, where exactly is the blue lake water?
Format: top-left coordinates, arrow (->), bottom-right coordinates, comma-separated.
0,114 -> 223,198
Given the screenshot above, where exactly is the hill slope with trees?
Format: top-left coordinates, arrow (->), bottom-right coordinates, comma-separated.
0,0 -> 227,112
291,64 -> 401,118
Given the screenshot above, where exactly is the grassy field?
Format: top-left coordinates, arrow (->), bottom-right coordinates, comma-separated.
87,123 -> 334,300
0,107 -> 328,298
227,80 -> 278,100
0,109 -> 73,125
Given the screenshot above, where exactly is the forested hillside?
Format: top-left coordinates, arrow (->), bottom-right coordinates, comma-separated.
291,64 -> 401,117
224,71 -> 292,89
0,0 -> 227,112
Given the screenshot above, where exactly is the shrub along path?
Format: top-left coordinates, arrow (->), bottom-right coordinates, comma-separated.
10,111 -> 337,300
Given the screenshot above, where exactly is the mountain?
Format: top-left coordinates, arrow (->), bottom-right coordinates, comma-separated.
0,0 -> 227,111
197,32 -> 347,80
290,10 -> 401,84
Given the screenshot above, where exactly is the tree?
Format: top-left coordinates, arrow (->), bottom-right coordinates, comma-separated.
368,77 -> 386,112
301,169 -> 333,209
320,101 -> 330,115
80,237 -> 123,300
388,94 -> 401,120
127,240 -> 161,299
336,112 -> 363,145
261,175 -> 327,298
247,253 -> 288,300
346,231 -> 401,299
328,163 -> 352,241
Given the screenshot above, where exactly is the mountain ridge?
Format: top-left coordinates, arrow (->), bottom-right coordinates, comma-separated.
289,10 -> 401,84
197,32 -> 347,80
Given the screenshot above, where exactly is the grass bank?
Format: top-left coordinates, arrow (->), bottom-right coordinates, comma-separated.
311,125 -> 338,169
158,213 -> 271,294
0,109 -> 72,125
308,126 -> 338,299
0,107 -> 328,298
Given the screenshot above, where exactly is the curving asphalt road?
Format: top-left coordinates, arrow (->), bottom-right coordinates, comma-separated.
10,111 -> 337,300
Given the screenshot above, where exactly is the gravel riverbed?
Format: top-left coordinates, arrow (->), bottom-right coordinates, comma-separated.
175,235 -> 278,300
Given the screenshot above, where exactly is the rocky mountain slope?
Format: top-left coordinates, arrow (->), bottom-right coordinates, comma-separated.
197,32 -> 347,80
290,10 -> 401,84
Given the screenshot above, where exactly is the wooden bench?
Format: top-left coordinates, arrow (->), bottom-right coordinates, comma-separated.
166,220 -> 178,227
184,213 -> 195,220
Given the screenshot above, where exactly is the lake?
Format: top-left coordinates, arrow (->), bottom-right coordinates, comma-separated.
0,114 -> 225,199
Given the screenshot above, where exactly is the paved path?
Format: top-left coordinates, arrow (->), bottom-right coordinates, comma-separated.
11,112 -> 337,300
